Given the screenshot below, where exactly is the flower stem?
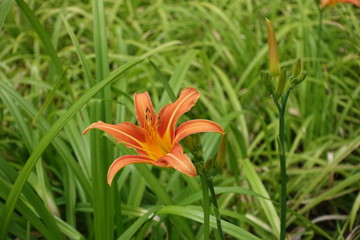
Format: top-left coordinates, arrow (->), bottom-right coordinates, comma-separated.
190,134 -> 225,240
276,88 -> 291,240
206,173 -> 225,240
200,174 -> 210,240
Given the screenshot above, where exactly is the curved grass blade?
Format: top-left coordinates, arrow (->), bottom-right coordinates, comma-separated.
0,58 -> 145,239
0,0 -> 13,32
243,159 -> 280,238
157,205 -> 261,240
149,60 -> 176,102
0,177 -> 56,239
60,13 -> 94,87
117,207 -> 160,240
0,158 -> 62,239
32,68 -> 67,126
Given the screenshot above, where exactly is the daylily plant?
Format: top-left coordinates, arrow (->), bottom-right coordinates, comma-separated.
83,87 -> 224,185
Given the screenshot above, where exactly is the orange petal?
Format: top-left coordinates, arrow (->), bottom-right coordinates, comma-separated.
157,88 -> 200,141
82,121 -> 146,154
134,92 -> 157,128
174,119 -> 224,142
158,143 -> 197,177
107,155 -> 168,185
341,0 -> 360,6
320,0 -> 339,7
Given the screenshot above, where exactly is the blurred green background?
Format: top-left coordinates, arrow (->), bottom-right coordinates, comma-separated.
0,0 -> 359,239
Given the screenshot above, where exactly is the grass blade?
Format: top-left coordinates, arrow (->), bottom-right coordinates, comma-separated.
0,0 -> 13,32
243,159 -> 280,238
157,205 -> 261,240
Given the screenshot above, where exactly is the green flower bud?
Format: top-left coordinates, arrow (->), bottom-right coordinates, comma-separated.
275,68 -> 287,100
292,58 -> 301,77
262,71 -> 275,97
183,135 -> 203,160
214,134 -> 227,174
291,71 -> 307,86
205,158 -> 214,171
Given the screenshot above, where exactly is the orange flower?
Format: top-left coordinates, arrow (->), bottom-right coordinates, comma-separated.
321,0 -> 360,8
83,88 -> 224,185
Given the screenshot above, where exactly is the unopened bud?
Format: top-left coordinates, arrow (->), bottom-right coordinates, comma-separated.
275,68 -> 287,100
265,19 -> 280,77
262,71 -> 275,97
214,134 -> 227,174
291,71 -> 307,86
205,158 -> 214,171
292,58 -> 301,77
183,135 -> 203,160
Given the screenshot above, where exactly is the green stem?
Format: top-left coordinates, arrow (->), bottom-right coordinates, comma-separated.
200,174 -> 210,240
276,88 -> 291,240
191,135 -> 224,240
206,173 -> 225,240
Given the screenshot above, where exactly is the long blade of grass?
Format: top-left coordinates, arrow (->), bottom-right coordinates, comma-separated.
243,158 -> 280,238
32,68 -> 67,125
91,0 -> 114,239
159,50 -> 197,105
149,60 -> 177,102
0,58 -> 144,239
60,14 -> 95,87
0,0 -> 13,32
117,207 -> 160,240
157,205 -> 261,240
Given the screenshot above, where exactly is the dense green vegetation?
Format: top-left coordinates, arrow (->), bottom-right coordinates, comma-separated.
0,0 -> 359,239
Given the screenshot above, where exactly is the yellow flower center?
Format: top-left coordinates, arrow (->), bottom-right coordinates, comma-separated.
142,107 -> 173,160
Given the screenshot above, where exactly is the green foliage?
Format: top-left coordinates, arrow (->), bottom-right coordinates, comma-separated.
0,0 -> 359,239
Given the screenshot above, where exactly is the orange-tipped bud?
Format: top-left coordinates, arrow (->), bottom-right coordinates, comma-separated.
266,19 -> 280,77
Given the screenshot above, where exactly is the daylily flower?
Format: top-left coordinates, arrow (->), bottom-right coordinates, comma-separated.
320,0 -> 360,8
83,87 -> 224,185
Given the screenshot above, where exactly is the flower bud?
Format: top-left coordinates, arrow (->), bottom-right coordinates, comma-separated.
291,71 -> 307,86
292,58 -> 301,77
262,71 -> 275,97
205,158 -> 214,171
214,134 -> 227,173
265,19 -> 280,77
275,68 -> 287,100
183,135 -> 203,160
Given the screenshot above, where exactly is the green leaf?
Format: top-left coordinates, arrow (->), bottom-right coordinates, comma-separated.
117,207 -> 160,240
243,159 -> 280,238
0,0 -> 13,32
